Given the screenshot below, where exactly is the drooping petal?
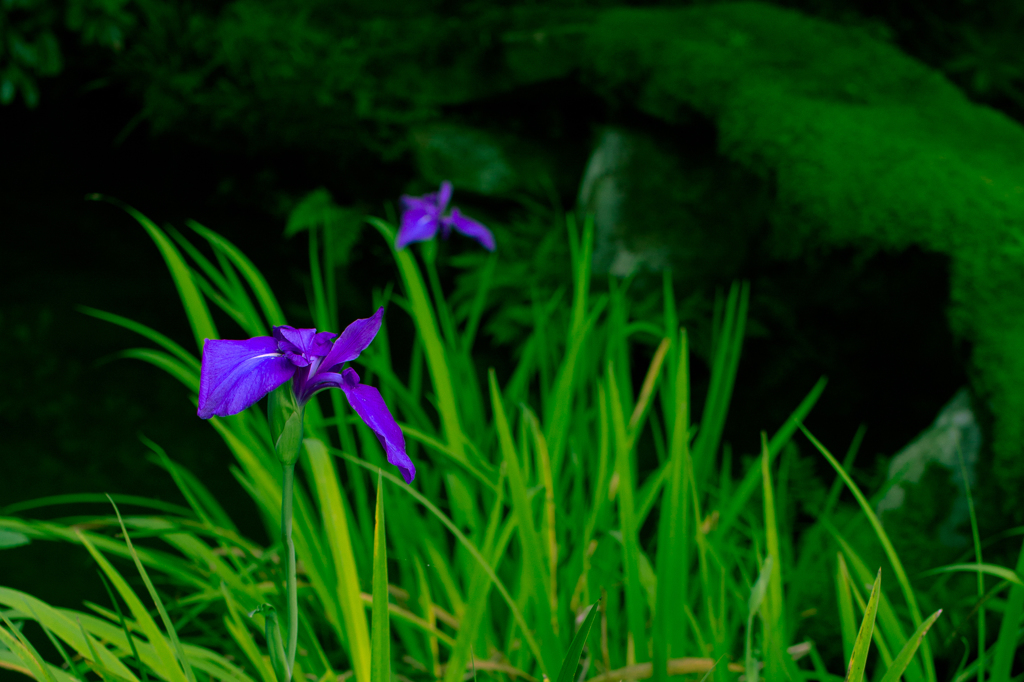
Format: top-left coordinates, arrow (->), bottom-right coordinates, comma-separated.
396,196 -> 441,249
318,307 -> 384,372
339,368 -> 415,483
198,337 -> 296,418
444,208 -> 496,251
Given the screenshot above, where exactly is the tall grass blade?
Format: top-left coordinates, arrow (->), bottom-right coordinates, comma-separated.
73,531 -> 186,682
91,198 -> 218,351
367,216 -> 467,465
836,554 -> 858,665
187,220 -> 286,328
556,603 -> 600,682
488,369 -> 562,675
990,535 -> 1024,682
78,307 -> 200,373
107,497 -> 197,682
846,569 -> 882,682
746,557 -> 773,682
760,432 -> 793,681
719,378 -> 826,535
334,450 -> 546,671
800,424 -> 934,682
879,610 -> 943,682
304,439 -> 371,682
371,473 -> 390,682
607,365 -> 648,663
0,612 -> 56,682
653,330 -> 690,682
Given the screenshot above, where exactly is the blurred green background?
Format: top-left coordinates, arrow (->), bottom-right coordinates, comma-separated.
3,0 -> 1022,645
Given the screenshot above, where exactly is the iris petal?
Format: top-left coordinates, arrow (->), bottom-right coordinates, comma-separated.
319,307 -> 384,372
396,196 -> 441,249
198,337 -> 296,418
437,181 -> 453,213
339,368 -> 415,483
445,208 -> 496,251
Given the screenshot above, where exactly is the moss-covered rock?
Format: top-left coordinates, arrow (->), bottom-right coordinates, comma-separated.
582,3 -> 1024,508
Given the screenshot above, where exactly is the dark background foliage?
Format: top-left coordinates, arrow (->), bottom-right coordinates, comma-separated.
2,0 -> 1015,649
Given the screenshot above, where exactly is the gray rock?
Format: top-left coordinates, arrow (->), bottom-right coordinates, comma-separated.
878,388 -> 981,547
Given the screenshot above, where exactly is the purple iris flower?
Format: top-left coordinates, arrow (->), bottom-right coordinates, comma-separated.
397,181 -> 496,251
197,308 -> 414,483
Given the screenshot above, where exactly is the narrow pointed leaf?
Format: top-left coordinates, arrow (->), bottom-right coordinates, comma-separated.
556,603 -> 600,682
371,473 -> 391,682
879,610 -> 942,682
847,569 -> 882,682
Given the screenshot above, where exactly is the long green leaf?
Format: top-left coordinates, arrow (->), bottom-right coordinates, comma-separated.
653,330 -> 690,682
919,564 -> 1024,586
488,368 -> 562,676
847,569 -> 882,682
556,602 -> 600,682
801,424 -> 933,682
334,449 -> 547,671
304,438 -> 371,682
368,217 -> 467,466
879,610 -> 942,682
719,377 -> 827,535
607,365 -> 648,664
746,557 -> 772,682
371,473 -> 390,682
92,197 -> 218,351
79,307 -> 200,373
990,535 -> 1024,682
187,220 -> 286,328
835,554 -> 858,665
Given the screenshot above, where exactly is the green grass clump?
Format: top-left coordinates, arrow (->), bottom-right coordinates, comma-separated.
0,203 -> 1017,682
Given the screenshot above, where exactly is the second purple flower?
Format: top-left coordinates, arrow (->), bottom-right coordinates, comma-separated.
397,181 -> 496,252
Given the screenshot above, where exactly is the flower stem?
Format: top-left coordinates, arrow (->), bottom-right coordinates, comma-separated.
282,462 -> 298,679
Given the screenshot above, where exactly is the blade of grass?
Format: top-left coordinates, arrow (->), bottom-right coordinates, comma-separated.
116,348 -> 199,393
333,450 -> 547,672
958,444 -> 985,682
836,554 -> 858,665
442,460 -> 510,682
760,431 -> 793,681
608,365 -> 648,664
746,557 -> 773,682
368,217 -> 468,466
96,571 -> 148,682
545,214 -> 595,475
488,369 -> 562,675
106,497 -> 197,682
799,424 -> 934,682
718,378 -> 827,536
71,531 -> 184,682
653,330 -> 690,682
78,307 -> 200,374
0,612 -> 56,682
989,535 -> 1024,682
90,197 -> 217,351
846,569 -> 882,682
556,603 -> 600,682
525,407 -> 560,635
187,220 -> 286,328
304,438 -> 371,682
878,610 -> 943,682
371,473 -> 390,682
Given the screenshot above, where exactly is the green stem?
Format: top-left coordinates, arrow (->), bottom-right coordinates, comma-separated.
282,462 -> 298,679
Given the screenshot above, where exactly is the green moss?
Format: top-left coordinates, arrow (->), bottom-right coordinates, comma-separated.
585,3 -> 1024,508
